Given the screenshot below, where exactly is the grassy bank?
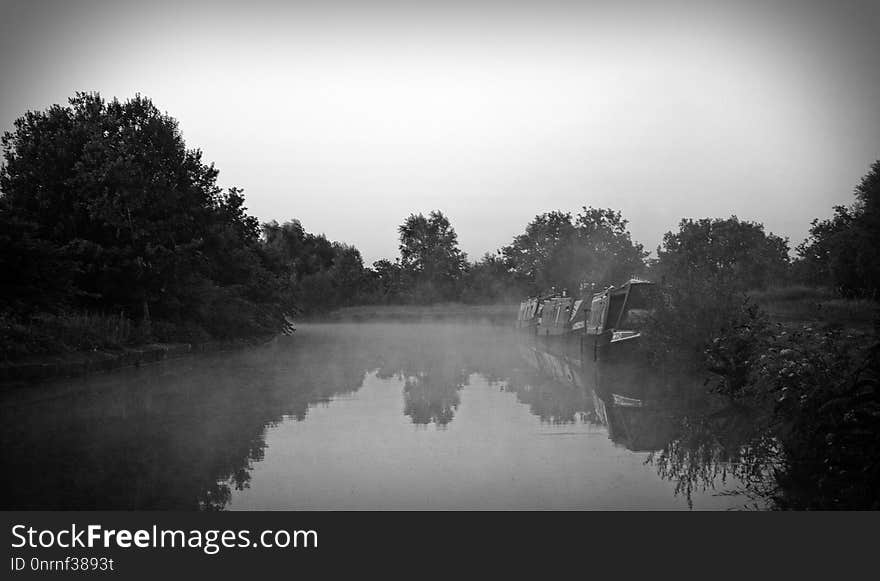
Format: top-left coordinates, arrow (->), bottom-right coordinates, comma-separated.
0,334 -> 276,386
0,311 -> 277,385
747,285 -> 879,330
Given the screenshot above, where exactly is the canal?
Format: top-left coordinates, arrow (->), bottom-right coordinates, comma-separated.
0,322 -> 756,509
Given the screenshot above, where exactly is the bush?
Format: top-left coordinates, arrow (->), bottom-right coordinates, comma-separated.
740,327 -> 880,508
640,278 -> 768,370
682,299 -> 880,508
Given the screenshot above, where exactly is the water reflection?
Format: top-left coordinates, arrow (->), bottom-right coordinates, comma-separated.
512,339 -> 769,508
505,344 -> 595,424
373,329 -> 474,427
511,339 -> 681,451
0,328 -> 378,509
0,322 -> 759,509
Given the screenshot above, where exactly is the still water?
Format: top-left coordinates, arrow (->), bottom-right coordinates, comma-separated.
0,322 -> 756,510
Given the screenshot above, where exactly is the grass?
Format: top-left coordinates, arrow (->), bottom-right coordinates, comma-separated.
747,285 -> 878,329
0,311 -> 145,361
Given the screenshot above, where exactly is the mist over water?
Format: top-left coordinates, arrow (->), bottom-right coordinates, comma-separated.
0,321 -> 752,510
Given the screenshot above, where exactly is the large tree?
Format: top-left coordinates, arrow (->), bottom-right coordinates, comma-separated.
502,207 -> 646,295
0,92 -> 288,336
796,160 -> 880,296
501,210 -> 575,293
397,210 -> 467,301
656,216 -> 790,292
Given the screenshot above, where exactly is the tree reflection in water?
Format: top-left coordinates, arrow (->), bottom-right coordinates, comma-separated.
647,410 -> 780,510
373,330 -> 472,427
0,327 -> 379,510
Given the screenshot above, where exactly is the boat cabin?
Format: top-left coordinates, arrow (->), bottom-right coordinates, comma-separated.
537,296 -> 574,336
586,279 -> 655,344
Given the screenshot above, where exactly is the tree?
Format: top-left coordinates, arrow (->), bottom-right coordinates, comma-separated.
796,160 -> 880,297
0,92 -> 288,338
656,216 -> 790,292
397,210 -> 466,302
502,207 -> 647,295
573,207 -> 648,288
328,243 -> 367,306
0,198 -> 80,314
501,210 -> 575,293
643,216 -> 789,366
262,220 -> 369,313
794,207 -> 854,288
262,219 -> 335,282
369,259 -> 405,303
460,252 -> 522,303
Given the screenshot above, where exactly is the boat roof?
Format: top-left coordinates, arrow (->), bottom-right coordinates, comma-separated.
592,279 -> 654,298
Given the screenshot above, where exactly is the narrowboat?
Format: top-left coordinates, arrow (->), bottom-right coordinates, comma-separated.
517,293 -> 590,337
515,297 -> 540,330
516,278 -> 655,352
585,278 -> 655,356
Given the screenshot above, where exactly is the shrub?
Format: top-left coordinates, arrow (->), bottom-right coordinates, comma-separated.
742,327 -> 880,508
641,278 -> 768,371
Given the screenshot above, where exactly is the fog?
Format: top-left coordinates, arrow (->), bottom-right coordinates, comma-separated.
0,320 -> 753,510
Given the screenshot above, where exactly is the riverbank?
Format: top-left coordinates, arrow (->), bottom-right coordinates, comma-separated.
322,289 -> 878,330
0,335 -> 276,386
315,303 -> 519,324
748,285 -> 878,330
5,289 -> 872,386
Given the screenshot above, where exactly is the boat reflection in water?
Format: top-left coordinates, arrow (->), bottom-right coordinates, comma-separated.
515,340 -> 679,452
515,336 -> 769,509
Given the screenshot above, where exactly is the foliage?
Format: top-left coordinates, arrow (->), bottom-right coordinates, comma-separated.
0,92 -> 290,346
639,275 -> 767,370
655,216 -> 790,293
368,259 -> 406,303
397,210 -> 467,302
0,200 -> 81,315
796,160 -> 880,297
643,202 -> 880,509
501,207 -> 647,295
501,210 -> 575,293
642,215 -> 790,367
460,252 -> 523,304
262,219 -> 335,282
262,219 -> 370,314
702,319 -> 880,509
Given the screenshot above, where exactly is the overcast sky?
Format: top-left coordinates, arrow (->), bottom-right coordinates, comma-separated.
2,0 -> 879,264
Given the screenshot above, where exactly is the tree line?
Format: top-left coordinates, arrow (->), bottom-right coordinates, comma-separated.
1,93 -> 877,355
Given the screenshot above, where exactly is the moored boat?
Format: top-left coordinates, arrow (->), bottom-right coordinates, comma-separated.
585,279 -> 655,358
515,278 -> 656,358
516,297 -> 540,330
